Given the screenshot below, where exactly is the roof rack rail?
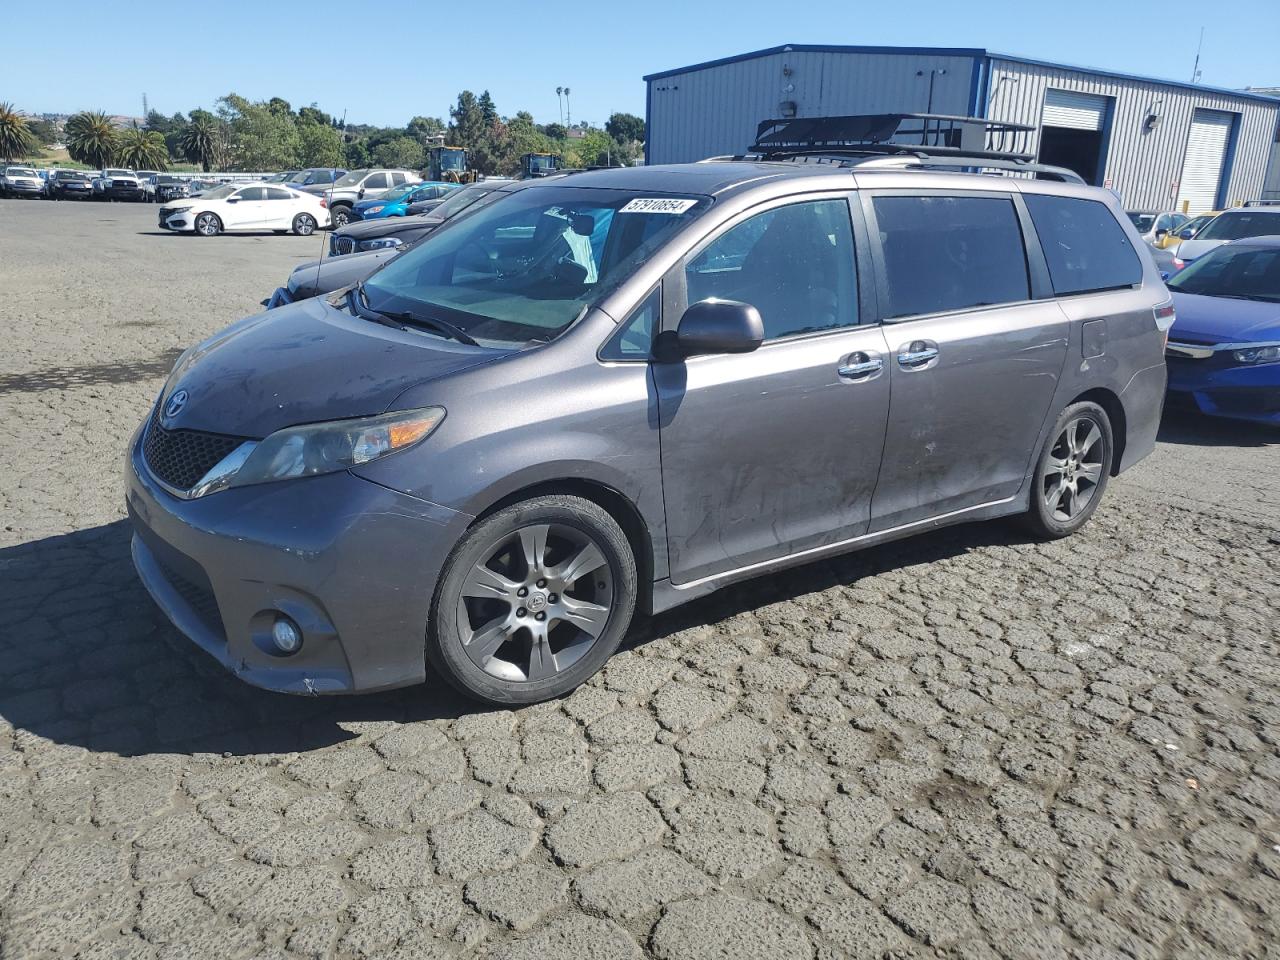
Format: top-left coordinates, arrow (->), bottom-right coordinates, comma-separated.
1243,199 -> 1280,207
750,113 -> 1038,160
852,153 -> 1084,183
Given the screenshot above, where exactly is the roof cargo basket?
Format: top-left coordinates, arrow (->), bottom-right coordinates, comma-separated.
739,113 -> 1084,183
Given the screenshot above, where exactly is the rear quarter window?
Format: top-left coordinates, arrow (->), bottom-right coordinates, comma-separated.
1025,195 -> 1142,295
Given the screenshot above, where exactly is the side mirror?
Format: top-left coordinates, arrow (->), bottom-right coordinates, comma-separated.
226,197 -> 240,203
1155,228 -> 1168,240
358,188 -> 366,198
673,299 -> 764,358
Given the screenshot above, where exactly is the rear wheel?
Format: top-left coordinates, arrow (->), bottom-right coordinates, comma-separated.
1023,401 -> 1113,539
194,212 -> 222,237
428,495 -> 637,705
292,212 -> 317,236
329,205 -> 352,228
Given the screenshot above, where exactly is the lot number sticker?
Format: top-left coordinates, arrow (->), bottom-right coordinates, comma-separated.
620,198 -> 698,215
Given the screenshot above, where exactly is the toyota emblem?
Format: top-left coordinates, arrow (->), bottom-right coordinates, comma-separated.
163,389 -> 189,422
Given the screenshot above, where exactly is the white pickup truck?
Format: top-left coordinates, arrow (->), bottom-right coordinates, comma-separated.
1,165 -> 44,198
92,168 -> 146,202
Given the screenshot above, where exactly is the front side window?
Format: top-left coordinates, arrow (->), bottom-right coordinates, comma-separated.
1024,194 -> 1142,295
365,173 -> 389,190
686,199 -> 858,339
363,187 -> 707,347
234,187 -> 267,201
874,195 -> 1029,318
266,188 -> 293,200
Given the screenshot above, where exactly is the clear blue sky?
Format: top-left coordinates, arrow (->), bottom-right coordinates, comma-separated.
5,0 -> 1278,127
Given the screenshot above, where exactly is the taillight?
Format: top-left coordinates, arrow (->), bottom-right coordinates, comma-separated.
1171,258 -> 1185,271
319,198 -> 328,208
1154,300 -> 1176,349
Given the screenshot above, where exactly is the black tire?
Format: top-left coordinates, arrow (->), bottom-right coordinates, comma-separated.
329,204 -> 351,228
1022,401 -> 1113,540
428,495 -> 638,706
193,212 -> 222,237
292,212 -> 317,236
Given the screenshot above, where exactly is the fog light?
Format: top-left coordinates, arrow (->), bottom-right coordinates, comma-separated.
271,616 -> 303,654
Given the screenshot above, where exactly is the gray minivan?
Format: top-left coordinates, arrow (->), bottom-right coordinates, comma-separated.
127,131 -> 1170,705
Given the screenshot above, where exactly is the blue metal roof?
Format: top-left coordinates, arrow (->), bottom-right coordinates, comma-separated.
643,44 -> 1280,107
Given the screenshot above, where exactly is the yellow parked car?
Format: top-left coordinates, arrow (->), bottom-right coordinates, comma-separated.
1166,211 -> 1222,247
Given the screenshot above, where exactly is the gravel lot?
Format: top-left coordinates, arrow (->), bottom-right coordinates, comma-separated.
1,199 -> 1278,960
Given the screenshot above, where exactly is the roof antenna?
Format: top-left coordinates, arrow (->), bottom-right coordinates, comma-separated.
314,107 -> 346,299
1190,27 -> 1204,83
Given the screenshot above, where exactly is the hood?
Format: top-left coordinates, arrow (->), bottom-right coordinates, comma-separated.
1173,238 -> 1225,263
354,197 -> 398,212
160,296 -> 498,439
338,212 -> 446,241
289,249 -> 399,298
1169,291 -> 1280,344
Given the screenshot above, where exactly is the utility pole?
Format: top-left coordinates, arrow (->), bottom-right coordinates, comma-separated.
1190,27 -> 1205,83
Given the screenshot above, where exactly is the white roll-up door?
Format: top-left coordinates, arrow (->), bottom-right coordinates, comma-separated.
1176,109 -> 1234,212
1042,89 -> 1108,131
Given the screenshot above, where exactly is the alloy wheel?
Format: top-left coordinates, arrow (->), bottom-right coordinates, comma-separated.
1043,416 -> 1104,522
196,213 -> 219,236
456,523 -> 614,683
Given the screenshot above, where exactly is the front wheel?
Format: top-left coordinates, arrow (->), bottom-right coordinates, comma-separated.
194,212 -> 222,237
1022,401 -> 1113,539
329,205 -> 351,228
428,495 -> 637,705
292,212 -> 317,236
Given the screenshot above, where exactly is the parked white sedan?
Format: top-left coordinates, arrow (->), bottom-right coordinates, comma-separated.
158,183 -> 330,236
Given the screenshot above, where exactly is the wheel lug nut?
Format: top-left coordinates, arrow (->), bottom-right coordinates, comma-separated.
517,607 -> 527,617
548,593 -> 558,603
534,611 -> 546,621
536,579 -> 547,588
517,587 -> 528,598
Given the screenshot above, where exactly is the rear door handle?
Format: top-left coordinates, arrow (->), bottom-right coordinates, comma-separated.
837,352 -> 883,381
897,340 -> 939,369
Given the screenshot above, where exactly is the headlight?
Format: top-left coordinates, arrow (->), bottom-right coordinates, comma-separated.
364,205 -> 385,215
360,237 -> 402,251
1231,345 -> 1280,365
209,407 -> 446,495
167,204 -> 193,213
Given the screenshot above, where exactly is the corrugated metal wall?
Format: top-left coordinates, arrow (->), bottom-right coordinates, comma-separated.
1262,141 -> 1280,201
984,58 -> 1280,211
646,50 -> 978,165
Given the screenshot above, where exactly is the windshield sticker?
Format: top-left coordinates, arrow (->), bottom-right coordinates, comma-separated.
619,197 -> 698,215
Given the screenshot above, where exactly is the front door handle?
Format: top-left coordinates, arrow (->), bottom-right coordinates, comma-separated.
837,352 -> 883,381
897,340 -> 939,369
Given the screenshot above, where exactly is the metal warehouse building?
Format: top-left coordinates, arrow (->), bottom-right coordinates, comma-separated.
644,45 -> 1280,212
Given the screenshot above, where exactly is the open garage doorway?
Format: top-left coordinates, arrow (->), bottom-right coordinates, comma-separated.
1037,89 -> 1112,186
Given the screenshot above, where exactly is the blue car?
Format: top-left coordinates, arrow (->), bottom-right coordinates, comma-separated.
349,181 -> 459,221
1165,237 -> 1280,425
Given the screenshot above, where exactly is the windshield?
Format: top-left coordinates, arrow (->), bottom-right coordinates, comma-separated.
378,183 -> 420,203
437,150 -> 465,171
1180,214 -> 1214,236
430,184 -> 498,220
8,167 -> 37,177
106,169 -> 130,177
1196,212 -> 1280,242
1168,245 -> 1280,302
55,171 -> 88,180
333,169 -> 369,188
198,185 -> 239,200
1128,213 -> 1156,233
363,187 -> 708,347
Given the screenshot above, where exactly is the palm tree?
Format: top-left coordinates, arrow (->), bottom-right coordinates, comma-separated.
178,114 -> 225,172
65,111 -> 118,168
116,125 -> 168,170
0,102 -> 37,162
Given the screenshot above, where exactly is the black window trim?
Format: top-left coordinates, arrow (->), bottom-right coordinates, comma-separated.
859,187 -> 1052,325
1020,192 -> 1144,298
666,190 -> 871,348
598,282 -> 662,363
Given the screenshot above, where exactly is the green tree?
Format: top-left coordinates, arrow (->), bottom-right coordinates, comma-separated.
217,93 -> 300,170
298,104 -> 333,127
267,97 -> 294,118
0,103 -> 38,161
448,90 -> 486,150
605,112 -> 644,145
372,136 -> 425,171
297,118 -> 344,167
116,125 -> 169,169
406,115 -> 445,144
65,111 -> 118,168
541,122 -> 567,141
344,139 -> 370,168
179,110 -> 229,172
477,90 -> 498,126
28,118 -> 59,147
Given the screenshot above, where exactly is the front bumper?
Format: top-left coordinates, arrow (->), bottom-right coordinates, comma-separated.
6,182 -> 42,195
1166,346 -> 1280,424
105,186 -> 145,200
54,185 -> 93,198
158,209 -> 193,231
126,423 -> 472,694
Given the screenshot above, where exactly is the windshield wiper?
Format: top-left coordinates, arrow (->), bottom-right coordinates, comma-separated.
1213,294 -> 1280,303
352,282 -> 479,346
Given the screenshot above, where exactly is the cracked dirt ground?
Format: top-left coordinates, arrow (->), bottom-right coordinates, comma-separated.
1,201 -> 1278,959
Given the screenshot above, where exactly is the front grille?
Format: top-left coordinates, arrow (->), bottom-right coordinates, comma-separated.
143,408 -> 248,492
332,235 -> 357,256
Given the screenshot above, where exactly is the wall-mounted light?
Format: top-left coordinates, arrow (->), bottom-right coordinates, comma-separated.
1143,98 -> 1164,133
779,100 -> 797,118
